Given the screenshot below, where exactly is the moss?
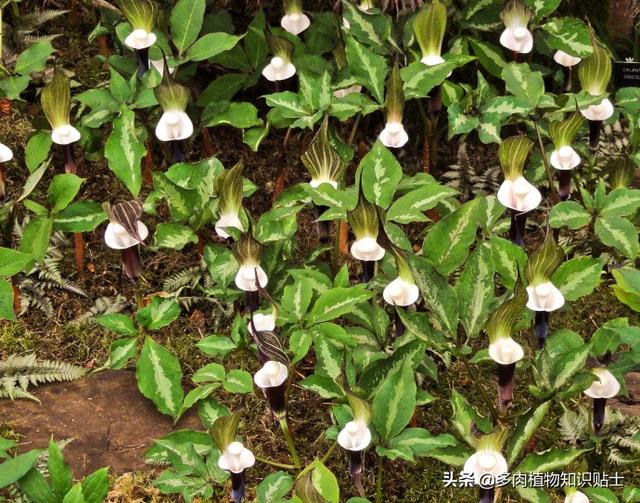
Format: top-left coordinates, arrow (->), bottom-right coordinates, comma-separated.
0,321 -> 38,354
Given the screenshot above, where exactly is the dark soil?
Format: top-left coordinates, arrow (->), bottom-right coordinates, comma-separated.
0,370 -> 201,477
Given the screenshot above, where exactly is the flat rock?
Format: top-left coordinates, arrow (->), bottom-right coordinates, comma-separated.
609,372 -> 640,416
0,369 -> 202,477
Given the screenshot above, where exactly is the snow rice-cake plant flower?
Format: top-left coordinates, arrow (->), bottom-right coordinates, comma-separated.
348,195 -> 385,282
564,488 -> 590,503
578,35 -> 613,148
338,391 -> 372,486
555,50 -> 582,92
379,62 -> 408,149
301,117 -> 346,243
499,0 -> 533,55
154,61 -> 193,161
103,200 -> 148,281
254,360 -> 288,419
247,311 -> 276,335
215,161 -> 245,239
213,414 -> 255,503
549,113 -> 584,199
281,0 -> 310,35
584,367 -> 620,434
41,69 -> 80,173
262,34 -> 296,82
118,0 -> 157,75
233,231 -> 268,311
462,429 -> 508,502
496,135 -> 539,246
486,281 -> 526,410
525,231 -> 564,347
554,50 -> 582,68
383,253 -> 419,308
413,0 -> 447,68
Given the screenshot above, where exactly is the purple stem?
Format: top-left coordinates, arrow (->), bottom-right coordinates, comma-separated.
593,397 -> 607,435
64,144 -> 77,174
135,47 -> 149,78
121,246 -> 141,281
230,471 -> 246,503
497,362 -> 516,411
534,311 -> 549,349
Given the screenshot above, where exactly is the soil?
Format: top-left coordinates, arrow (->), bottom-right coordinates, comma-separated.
0,370 -> 201,477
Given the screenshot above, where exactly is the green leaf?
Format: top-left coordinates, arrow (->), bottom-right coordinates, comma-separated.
525,0 -> 561,18
170,0 -> 205,54
19,217 -> 53,262
423,198 -> 479,275
309,460 -> 339,503
136,337 -> 184,419
457,243 -> 495,338
48,440 -> 72,499
551,257 -> 603,301
153,223 -> 198,251
0,247 -> 34,276
507,401 -> 552,464
47,174 -> 84,212
222,369 -> 253,393
551,342 -> 591,390
468,37 -> 507,78
54,201 -> 107,233
109,68 -> 131,103
25,132 -> 52,173
0,75 -> 30,99
583,488 -> 620,503
105,107 -> 145,197
601,188 -> 640,218
206,102 -> 263,130
306,285 -> 374,325
594,216 -> 639,259
196,335 -> 237,357
257,471 -> 293,503
401,56 -> 476,99
95,313 -> 137,336
14,41 -> 55,75
245,11 -> 268,70
105,337 -> 138,369
0,279 -> 15,321
502,62 -> 545,108
516,448 -> 587,473
358,140 -> 402,209
407,255 -> 458,334
386,182 -> 457,224
386,428 -> 457,461
186,33 -> 242,62
81,467 -> 109,503
192,363 -> 225,383
177,383 -> 219,420
345,37 -> 387,104
282,279 -> 313,321
136,297 -> 181,330
517,487 -> 552,503
450,389 -> 492,445
62,483 -> 87,503
541,17 -> 592,58
490,235 -> 527,289
549,201 -> 591,229
0,448 -> 42,488
372,358 -> 416,441
19,159 -> 50,202
16,468 -> 56,503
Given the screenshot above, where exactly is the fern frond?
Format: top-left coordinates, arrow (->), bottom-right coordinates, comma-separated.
162,266 -> 203,292
71,295 -> 129,325
0,354 -> 85,401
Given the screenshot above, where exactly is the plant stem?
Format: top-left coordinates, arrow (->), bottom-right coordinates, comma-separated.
375,456 -> 383,503
462,357 -> 499,425
74,232 -> 85,280
533,121 -> 559,205
348,113 -> 361,147
255,455 -> 296,470
279,417 -> 301,468
320,441 -> 337,464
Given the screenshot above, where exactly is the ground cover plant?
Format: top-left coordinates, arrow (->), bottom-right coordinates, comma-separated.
1,0 -> 640,502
